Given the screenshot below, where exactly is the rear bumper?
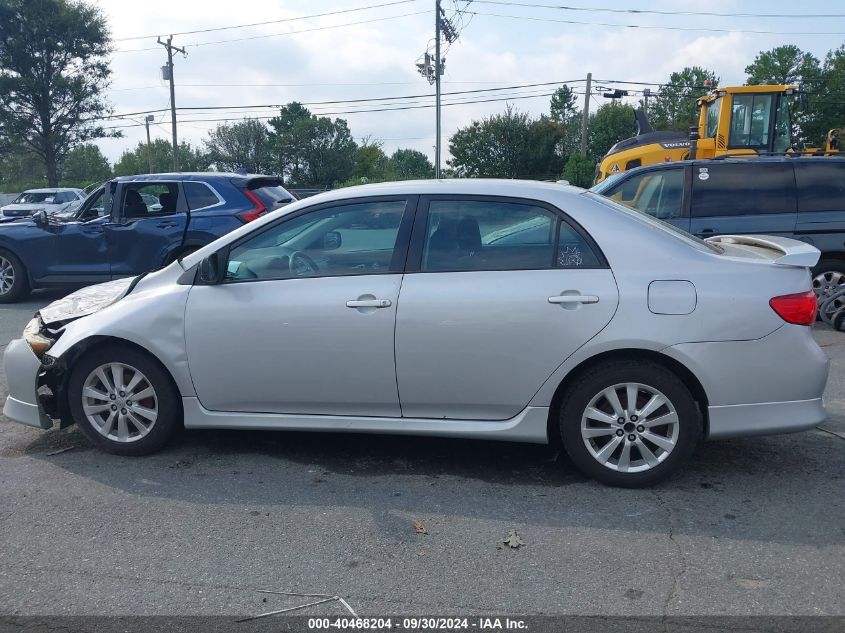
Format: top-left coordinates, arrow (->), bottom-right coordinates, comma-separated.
708,397 -> 826,439
2,338 -> 52,430
663,324 -> 829,439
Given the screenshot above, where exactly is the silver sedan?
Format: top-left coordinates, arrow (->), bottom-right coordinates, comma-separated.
2,180 -> 830,486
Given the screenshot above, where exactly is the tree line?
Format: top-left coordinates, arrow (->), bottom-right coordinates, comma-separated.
1,0 -> 845,192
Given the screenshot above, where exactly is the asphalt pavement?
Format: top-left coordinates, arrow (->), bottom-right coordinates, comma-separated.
0,290 -> 843,618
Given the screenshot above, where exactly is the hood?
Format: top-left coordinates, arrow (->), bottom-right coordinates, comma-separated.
39,277 -> 137,326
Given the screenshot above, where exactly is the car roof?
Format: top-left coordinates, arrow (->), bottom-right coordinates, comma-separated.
21,187 -> 80,193
616,155 -> 845,178
300,178 -> 583,205
111,172 -> 280,183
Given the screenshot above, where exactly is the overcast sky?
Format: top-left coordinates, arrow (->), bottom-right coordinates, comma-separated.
96,0 -> 845,166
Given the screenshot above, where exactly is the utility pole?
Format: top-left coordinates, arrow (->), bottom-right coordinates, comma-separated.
580,72 -> 592,155
643,87 -> 651,117
434,0 -> 442,179
144,115 -> 154,173
157,35 -> 186,172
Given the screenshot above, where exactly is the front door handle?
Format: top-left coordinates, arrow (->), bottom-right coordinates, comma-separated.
548,294 -> 599,305
346,298 -> 392,308
700,228 -> 715,234
157,221 -> 179,228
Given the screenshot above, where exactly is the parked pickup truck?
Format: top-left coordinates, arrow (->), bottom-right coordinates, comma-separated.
0,173 -> 294,302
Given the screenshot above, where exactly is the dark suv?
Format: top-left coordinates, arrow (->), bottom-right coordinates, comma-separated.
0,173 -> 293,302
592,157 -> 845,308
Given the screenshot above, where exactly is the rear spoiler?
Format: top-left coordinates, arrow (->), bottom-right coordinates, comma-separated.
705,234 -> 821,268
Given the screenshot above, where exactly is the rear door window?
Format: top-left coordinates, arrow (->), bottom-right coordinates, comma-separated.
796,163 -> 845,213
420,199 -> 601,272
690,164 -> 795,217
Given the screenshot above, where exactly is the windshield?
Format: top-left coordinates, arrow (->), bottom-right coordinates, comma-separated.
583,191 -> 723,254
13,192 -> 55,204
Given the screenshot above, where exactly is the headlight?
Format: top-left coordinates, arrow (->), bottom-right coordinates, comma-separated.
23,317 -> 54,358
38,277 -> 136,325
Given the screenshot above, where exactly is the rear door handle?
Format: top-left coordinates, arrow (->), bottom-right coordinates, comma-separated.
700,228 -> 715,234
548,294 -> 599,305
346,299 -> 392,308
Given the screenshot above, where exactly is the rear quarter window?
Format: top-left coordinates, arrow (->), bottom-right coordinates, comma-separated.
796,162 -> 845,213
690,163 -> 795,217
185,182 -> 221,210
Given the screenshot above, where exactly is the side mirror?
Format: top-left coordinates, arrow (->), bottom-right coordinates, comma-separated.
197,252 -> 224,284
32,209 -> 48,227
323,230 -> 342,251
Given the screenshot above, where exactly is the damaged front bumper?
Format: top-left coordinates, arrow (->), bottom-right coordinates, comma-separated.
3,338 -> 53,429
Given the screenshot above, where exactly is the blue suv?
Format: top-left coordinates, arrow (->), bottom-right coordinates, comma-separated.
0,173 -> 293,302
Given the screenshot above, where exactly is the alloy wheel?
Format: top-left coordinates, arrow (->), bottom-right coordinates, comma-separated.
81,362 -> 158,443
580,382 -> 679,473
0,255 -> 14,296
812,270 -> 845,315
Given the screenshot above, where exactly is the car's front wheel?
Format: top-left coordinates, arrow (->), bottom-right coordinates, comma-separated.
559,360 -> 702,487
0,249 -> 30,303
67,345 -> 181,455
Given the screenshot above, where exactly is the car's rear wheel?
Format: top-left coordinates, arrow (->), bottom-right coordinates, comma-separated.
0,249 -> 30,303
812,259 -> 845,318
68,345 -> 181,455
559,360 -> 702,487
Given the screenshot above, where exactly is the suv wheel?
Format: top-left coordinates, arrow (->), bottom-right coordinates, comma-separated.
559,360 -> 702,487
0,249 -> 30,303
68,345 -> 181,455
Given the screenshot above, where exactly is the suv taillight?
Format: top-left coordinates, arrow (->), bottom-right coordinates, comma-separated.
769,291 -> 817,325
238,190 -> 266,223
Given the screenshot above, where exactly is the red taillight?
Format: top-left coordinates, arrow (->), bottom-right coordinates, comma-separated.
238,189 -> 267,223
769,291 -> 817,326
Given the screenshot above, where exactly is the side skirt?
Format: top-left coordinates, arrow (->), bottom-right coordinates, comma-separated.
182,397 -> 550,444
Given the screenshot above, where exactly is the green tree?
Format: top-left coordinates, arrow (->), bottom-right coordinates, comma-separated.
268,102 -> 357,187
388,148 -> 433,180
113,139 -> 207,176
561,152 -> 595,188
800,45 -> 845,147
550,85 -> 578,123
60,143 -> 110,185
353,137 -> 389,181
745,45 -> 821,86
650,67 -> 719,132
204,119 -> 272,174
587,103 -> 637,163
0,151 -> 45,190
0,0 -> 116,186
447,106 -> 565,179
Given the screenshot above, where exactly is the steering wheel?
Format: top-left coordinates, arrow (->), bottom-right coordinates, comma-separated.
289,251 -> 319,277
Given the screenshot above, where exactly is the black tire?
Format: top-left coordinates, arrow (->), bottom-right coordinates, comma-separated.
558,360 -> 702,488
0,248 -> 31,303
811,259 -> 845,317
67,344 -> 181,456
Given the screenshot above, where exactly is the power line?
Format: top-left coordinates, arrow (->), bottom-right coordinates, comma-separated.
96,79 -> 585,121
101,90 -> 565,130
114,10 -> 428,53
469,1 -> 845,19
467,10 -> 845,35
114,0 -> 419,41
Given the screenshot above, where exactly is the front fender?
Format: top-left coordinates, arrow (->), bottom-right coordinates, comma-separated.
47,265 -> 195,397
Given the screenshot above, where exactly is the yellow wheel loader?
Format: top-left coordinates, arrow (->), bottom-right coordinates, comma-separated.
595,84 -> 841,183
